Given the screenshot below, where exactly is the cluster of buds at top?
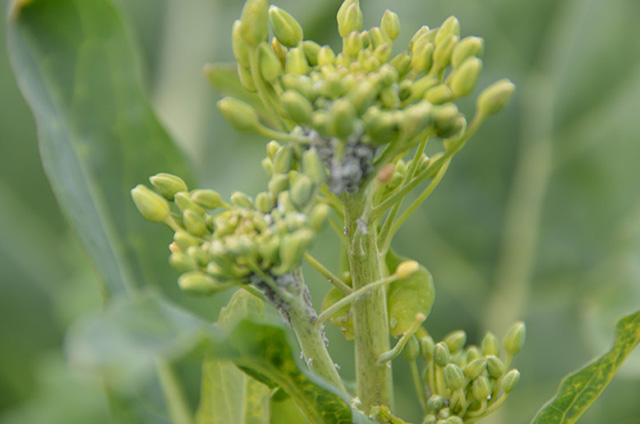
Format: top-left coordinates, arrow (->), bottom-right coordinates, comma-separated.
130,143 -> 329,295
403,322 -> 525,424
220,0 -> 515,194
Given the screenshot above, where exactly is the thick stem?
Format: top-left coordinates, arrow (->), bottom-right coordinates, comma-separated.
343,191 -> 393,410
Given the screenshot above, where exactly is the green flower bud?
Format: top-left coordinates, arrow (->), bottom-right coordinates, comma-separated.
277,191 -> 297,214
465,346 -> 481,363
285,46 -> 310,75
409,26 -> 432,51
410,75 -> 438,99
419,334 -> 435,359
302,148 -> 327,184
434,342 -> 451,367
131,184 -> 170,222
281,74 -> 316,100
477,78 -> 516,116
373,43 -> 392,64
272,145 -> 294,174
273,229 -> 314,275
438,408 -> 451,419
380,86 -> 400,108
422,415 -> 437,424
435,16 -> 460,45
179,271 -> 227,295
240,0 -> 268,46
398,79 -> 413,101
317,72 -> 345,99
403,335 -> 420,361
425,84 -> 454,104
308,203 -> 330,232
261,157 -> 273,177
281,90 -> 313,124
433,103 -> 462,138
395,260 -> 420,279
149,173 -> 188,200
190,189 -> 223,210
426,395 -> 444,413
271,37 -> 288,66
464,357 -> 487,379
446,417 -> 464,424
486,355 -> 506,378
302,41 -> 321,66
266,140 -> 280,159
480,332 -> 500,357
268,173 -> 290,198
174,230 -> 200,250
317,45 -> 336,66
444,330 -> 467,354
174,192 -> 205,215
410,39 -> 434,74
257,42 -> 282,82
183,209 -> 208,237
449,56 -> 482,97
501,369 -> 520,393
434,34 -> 459,69
380,9 -> 400,40
472,376 -> 492,401
237,65 -> 257,92
337,0 -> 363,38
231,20 -> 250,67
218,97 -> 260,132
342,30 -> 363,58
259,235 -> 280,265
347,80 -> 377,114
367,27 -> 389,50
378,64 -> 399,86
400,101 -> 433,139
504,321 -> 526,356
363,108 -> 397,143
169,252 -> 198,273
390,51 -> 411,77
230,191 -> 254,209
290,175 -> 314,208
451,36 -> 484,68
330,99 -> 357,139
444,363 -> 465,390
255,191 -> 273,214
268,5 -> 303,48
187,245 -> 209,267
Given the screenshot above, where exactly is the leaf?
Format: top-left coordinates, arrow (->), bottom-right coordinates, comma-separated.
7,0 -> 194,299
530,309 -> 640,424
270,389 -> 309,424
197,290 -> 270,424
321,286 -> 355,340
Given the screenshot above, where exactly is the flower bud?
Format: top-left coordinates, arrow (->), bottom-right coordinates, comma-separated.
272,146 -> 294,174
231,20 -> 250,67
410,75 -> 438,99
426,395 -> 444,413
480,332 -> 499,357
169,252 -> 198,273
373,43 -> 392,63
380,86 -> 400,108
302,41 -> 321,66
501,369 -> 520,393
271,37 -> 288,66
273,229 -> 314,275
434,342 -> 451,367
290,175 -> 314,209
409,25 -> 431,51
434,34 -> 459,69
240,0 -> 268,46
472,376 -> 492,401
363,109 -> 397,143
259,235 -> 280,265
435,16 -> 460,45
410,39 -> 434,74
504,321 -> 526,356
395,260 -> 420,279
451,36 -> 484,68
191,189 -> 223,210
174,230 -> 200,250
281,74 -> 315,100
268,5 -> 303,48
390,52 -> 411,77
317,45 -> 336,66
464,357 -> 487,379
257,42 -> 282,82
400,101 -> 433,138
342,30 -> 363,58
419,334 -> 435,359
425,84 -> 454,104
261,157 -> 273,177
347,80 -> 377,114
380,9 -> 400,40
218,97 -> 260,132
444,363 -> 466,390
444,330 -> 467,354
465,346 -> 481,363
230,191 -> 254,209
446,417 -> 464,424
277,191 -> 296,215
255,191 -> 273,214
330,99 -> 357,139
179,271 -> 227,295
308,203 -> 330,232
486,355 -> 506,378
433,103 -> 462,138
237,65 -> 256,92
302,148 -> 326,184
285,46 -> 310,75
403,335 -> 420,361
337,0 -> 363,38
449,56 -> 482,97
131,184 -> 170,222
266,140 -> 281,159
477,78 -> 516,116
422,415 -> 437,424
187,246 -> 209,267
268,174 -> 290,198
174,192 -> 205,215
149,173 -> 188,200
183,209 -> 208,237
281,90 -> 313,124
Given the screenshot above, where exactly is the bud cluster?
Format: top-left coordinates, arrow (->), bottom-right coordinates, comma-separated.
130,143 -> 330,296
416,322 -> 525,423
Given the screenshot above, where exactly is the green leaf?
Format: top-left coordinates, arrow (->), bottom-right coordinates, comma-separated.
196,290 -> 270,424
321,286 -> 355,340
530,309 -> 640,424
7,0 -> 194,299
269,389 -> 308,424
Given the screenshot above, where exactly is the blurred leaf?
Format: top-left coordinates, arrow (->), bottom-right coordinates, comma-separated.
530,309 -> 640,424
7,0 -> 194,299
197,290 -> 270,424
269,389 -> 308,424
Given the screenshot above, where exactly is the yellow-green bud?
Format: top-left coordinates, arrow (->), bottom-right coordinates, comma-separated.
434,342 -> 451,367
403,335 -> 420,361
259,235 -> 280,265
302,148 -> 327,184
438,408 -> 451,419
409,25 -> 431,51
281,74 -> 315,100
444,330 -> 467,354
337,0 -> 363,38
347,80 -> 377,114
268,174 -> 290,198
501,369 -> 520,393
477,78 -> 516,116
174,192 -> 205,215
240,0 -> 268,46
463,357 -> 487,380
472,376 -> 492,401
237,65 -> 256,92
449,56 -> 482,97
398,79 -> 413,101
342,30 -> 363,58
330,99 -> 357,139
273,229 -> 314,275
253,192 -> 271,214
187,246 -> 209,267
435,16 -> 460,45
179,271 -> 225,295
364,55 -> 381,72
276,191 -> 296,214
433,103 -> 462,138
486,355 -> 506,378
373,43 -> 392,63
410,75 -> 438,99
261,157 -> 273,177
480,332 -> 500,357
368,27 -> 390,50
419,334 -> 435,359
395,260 -> 420,279
230,191 -> 254,209
302,41 -> 321,66
149,173 -> 188,200
434,34 -> 459,69
446,417 -> 464,424
281,90 -> 313,124
380,86 -> 400,109
131,184 -> 170,222
317,45 -> 336,66
231,20 -> 250,67
183,209 -> 208,237
290,175 -> 314,208
191,189 -> 223,210
266,140 -> 281,159
174,230 -> 200,250
390,51 -> 411,77
268,5 -> 303,48
400,101 -> 433,137
285,46 -> 310,75
504,321 -> 526,356
410,39 -> 434,74
425,84 -> 454,104
308,203 -> 330,232
257,42 -> 282,82
218,97 -> 260,131
272,145 -> 294,174
423,414 -> 437,424
452,36 -> 484,68
380,9 -> 400,40
363,108 -> 397,143
169,252 -> 198,273
444,364 -> 465,390
426,395 -> 444,413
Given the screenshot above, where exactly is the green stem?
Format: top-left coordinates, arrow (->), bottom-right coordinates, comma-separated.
377,313 -> 425,364
343,190 -> 394,410
305,253 -> 352,295
155,359 -> 194,424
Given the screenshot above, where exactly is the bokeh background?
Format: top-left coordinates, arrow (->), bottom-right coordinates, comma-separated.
1,0 -> 639,423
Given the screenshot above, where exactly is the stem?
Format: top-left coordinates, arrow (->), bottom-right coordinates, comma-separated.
155,359 -> 194,424
377,313 -> 426,364
343,190 -> 394,410
305,253 -> 352,295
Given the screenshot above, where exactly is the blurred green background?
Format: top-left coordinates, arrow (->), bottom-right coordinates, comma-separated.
1,0 -> 639,423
